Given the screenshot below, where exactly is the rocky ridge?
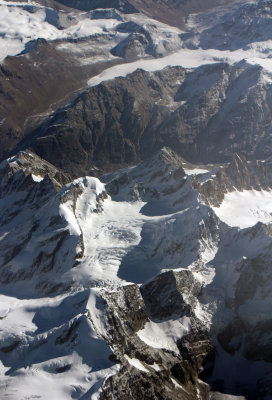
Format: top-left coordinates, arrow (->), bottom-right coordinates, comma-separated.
11,60 -> 272,177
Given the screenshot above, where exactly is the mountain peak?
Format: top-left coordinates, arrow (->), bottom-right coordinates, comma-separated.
153,146 -> 189,169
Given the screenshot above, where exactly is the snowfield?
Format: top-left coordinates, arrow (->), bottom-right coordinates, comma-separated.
0,1 -> 123,61
87,46 -> 272,86
137,316 -> 191,354
0,291 -> 120,400
212,189 -> 272,228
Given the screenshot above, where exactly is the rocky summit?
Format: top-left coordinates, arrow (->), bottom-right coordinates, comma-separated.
0,0 -> 272,399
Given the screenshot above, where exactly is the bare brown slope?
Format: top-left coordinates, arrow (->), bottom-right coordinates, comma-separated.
127,0 -> 238,28
0,39 -> 123,161
24,0 -> 238,27
43,0 -> 238,27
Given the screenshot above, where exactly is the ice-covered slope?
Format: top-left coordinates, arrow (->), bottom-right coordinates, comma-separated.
211,189 -> 272,228
1,149 -> 272,399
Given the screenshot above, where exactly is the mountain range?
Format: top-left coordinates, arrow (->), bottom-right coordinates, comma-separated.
0,0 -> 272,399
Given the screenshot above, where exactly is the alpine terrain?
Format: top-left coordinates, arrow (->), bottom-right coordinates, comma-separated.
0,0 -> 272,399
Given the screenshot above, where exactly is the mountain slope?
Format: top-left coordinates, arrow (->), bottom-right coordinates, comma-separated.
1,0 -> 272,171
0,1 -> 183,161
12,60 -> 272,177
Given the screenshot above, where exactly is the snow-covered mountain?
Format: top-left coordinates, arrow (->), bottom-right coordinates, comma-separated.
1,0 -> 272,398
0,148 -> 272,399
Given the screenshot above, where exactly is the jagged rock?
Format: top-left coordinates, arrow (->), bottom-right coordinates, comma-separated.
100,275 -> 212,400
0,150 -> 70,194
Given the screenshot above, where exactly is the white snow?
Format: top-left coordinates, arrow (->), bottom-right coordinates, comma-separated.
212,189 -> 272,228
0,295 -> 36,337
87,48 -> 224,86
73,178 -> 146,286
149,363 -> 160,372
124,355 -> 149,373
1,0 -> 272,90
87,45 -> 272,86
0,3 -> 122,61
86,288 -> 108,338
137,317 -> 191,353
0,291 -> 119,400
32,174 -> 44,182
59,200 -> 81,236
170,377 -> 185,390
1,1 -> 272,397
64,16 -> 121,38
184,168 -> 210,176
2,157 -> 272,398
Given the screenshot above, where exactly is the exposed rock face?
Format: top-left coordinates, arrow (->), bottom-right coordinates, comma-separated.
216,252 -> 272,363
31,0 -> 238,27
141,270 -> 201,320
100,273 -> 212,400
20,67 -> 186,177
0,150 -> 70,192
195,153 -> 272,207
13,60 -> 272,178
197,0 -> 272,50
2,0 -> 272,181
111,29 -> 155,59
121,0 -> 238,28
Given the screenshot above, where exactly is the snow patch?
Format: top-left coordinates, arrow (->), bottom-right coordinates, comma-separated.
184,168 -> 210,175
137,317 -> 191,353
32,174 -> 44,182
124,355 -> 149,373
